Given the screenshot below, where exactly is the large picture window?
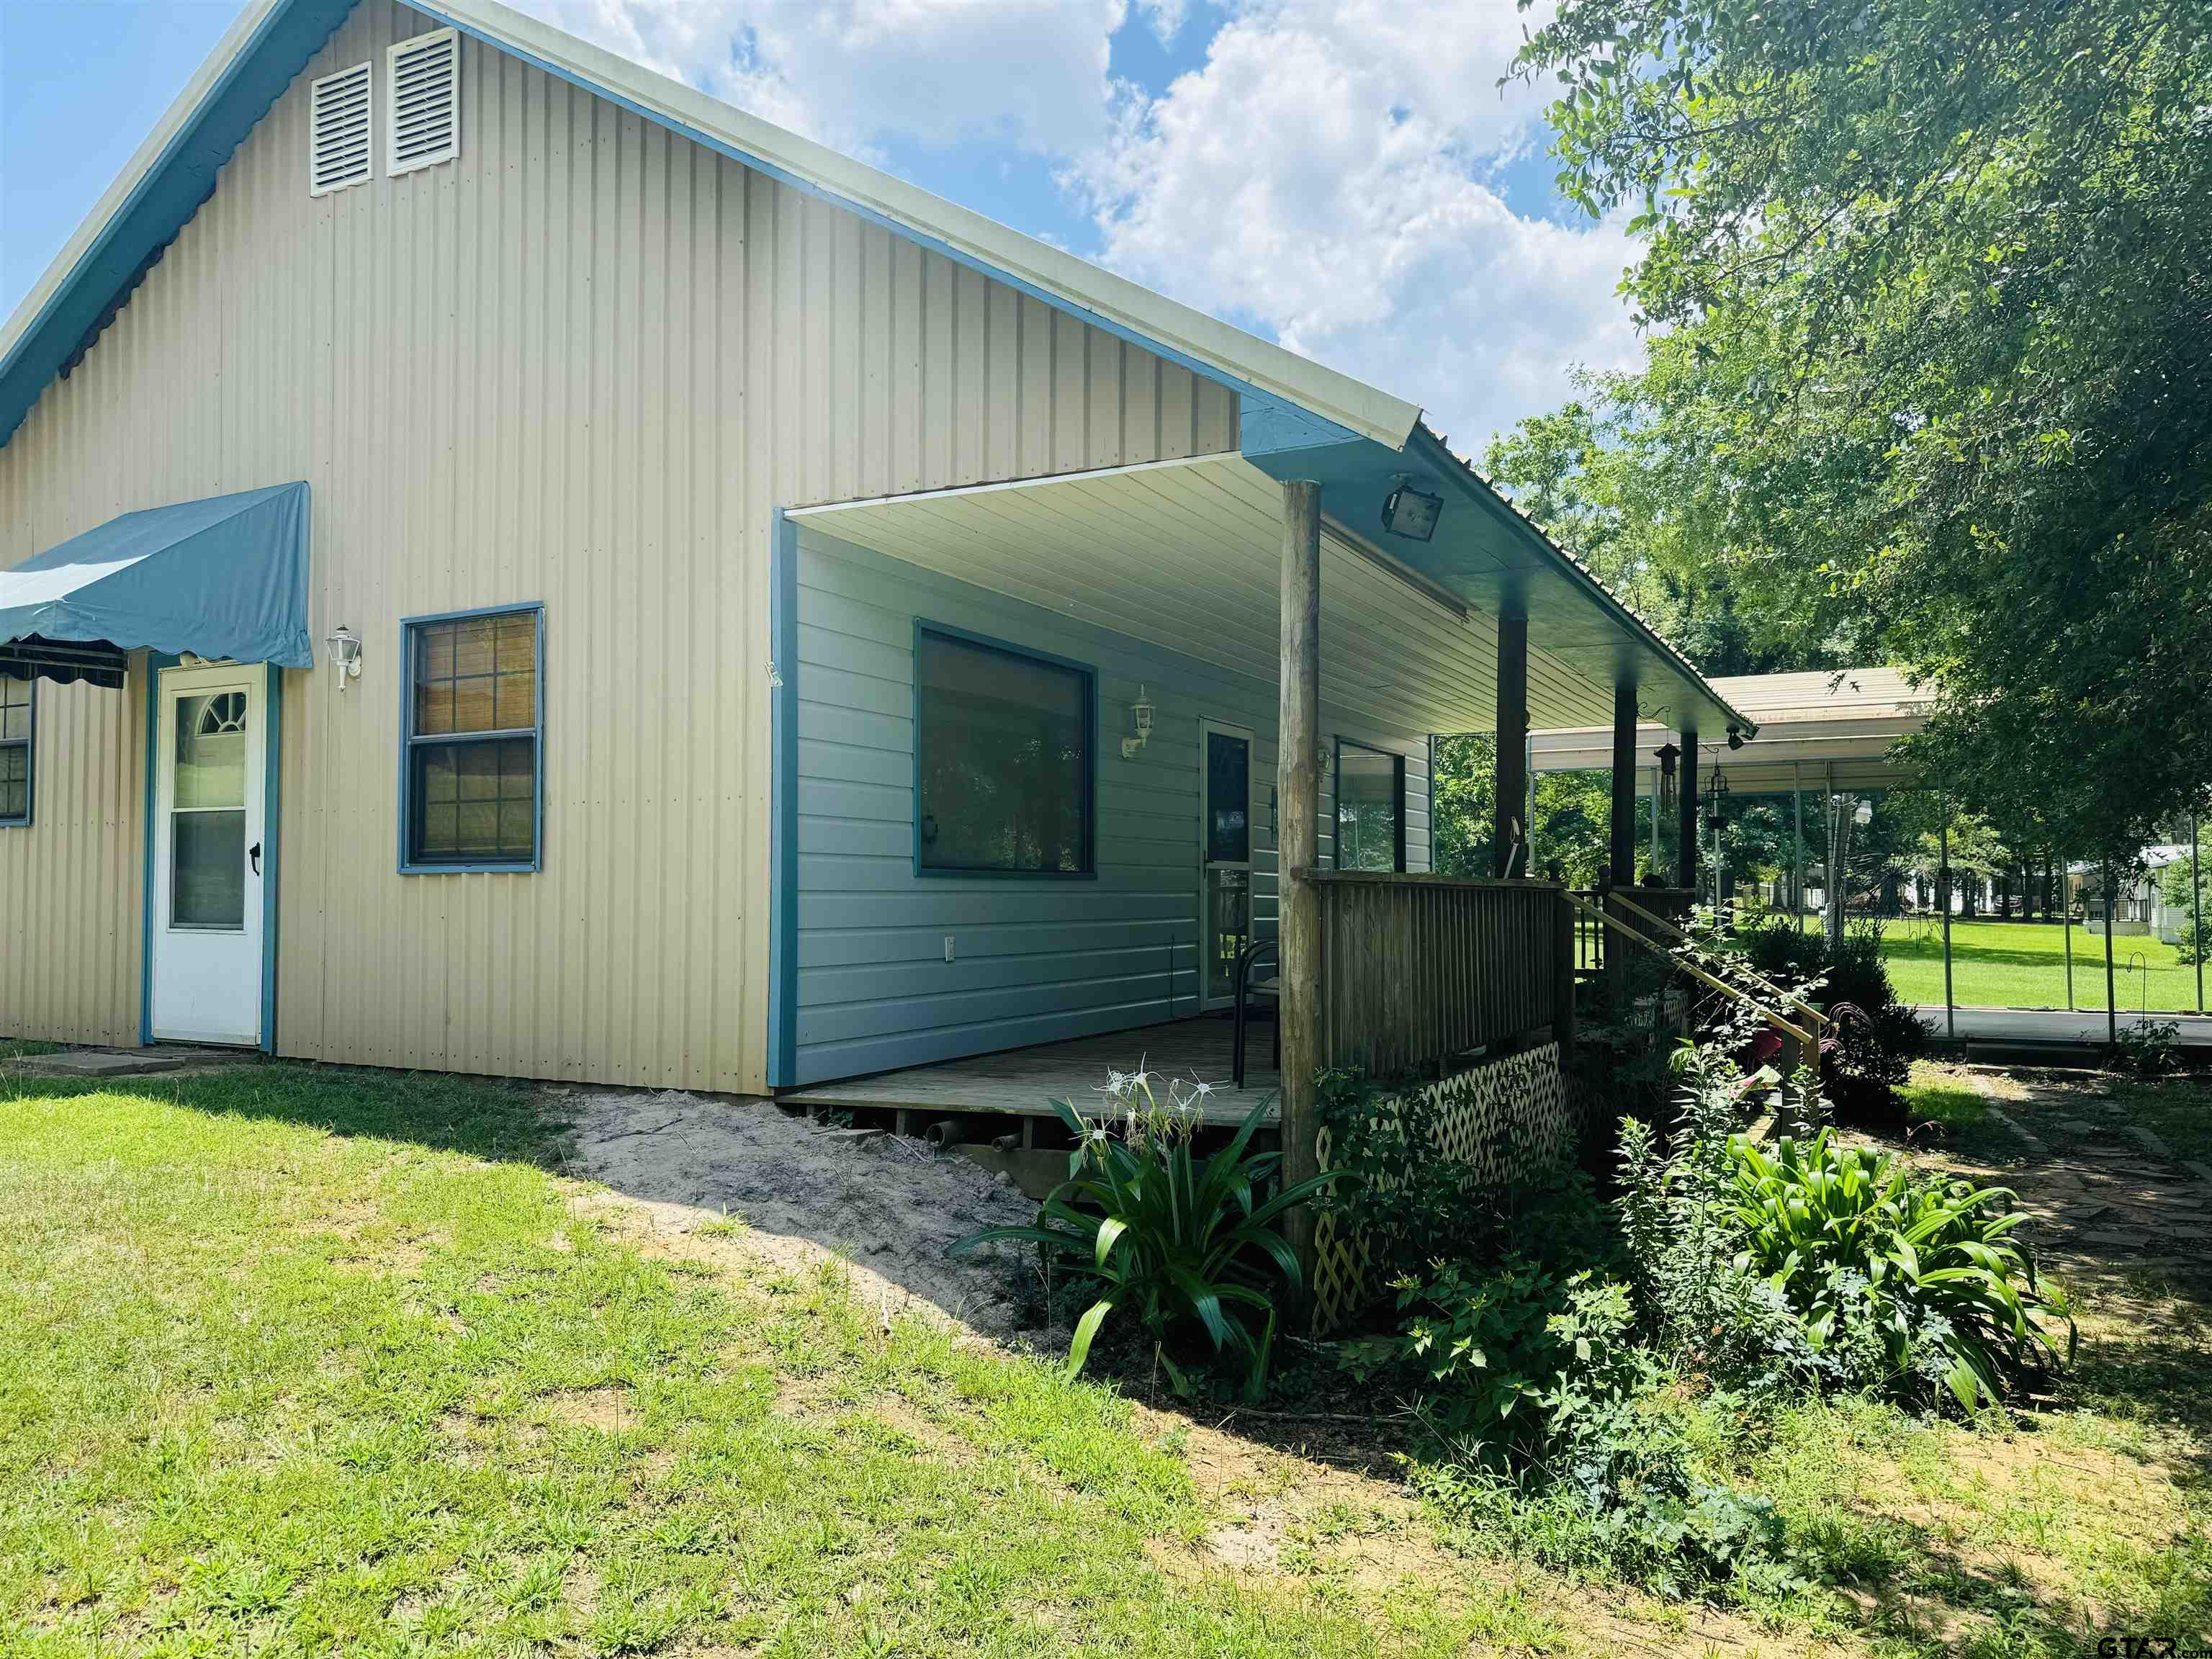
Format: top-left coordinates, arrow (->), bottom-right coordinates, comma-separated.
0,676 -> 30,826
1334,738 -> 1405,872
914,624 -> 1094,877
401,606 -> 541,871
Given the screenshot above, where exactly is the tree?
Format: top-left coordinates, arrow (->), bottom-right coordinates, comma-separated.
1514,0 -> 2212,862
1483,397 -> 1835,679
1430,733 -> 1497,878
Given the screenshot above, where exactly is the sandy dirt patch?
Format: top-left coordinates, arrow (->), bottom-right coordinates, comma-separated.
566,1088 -> 1042,1339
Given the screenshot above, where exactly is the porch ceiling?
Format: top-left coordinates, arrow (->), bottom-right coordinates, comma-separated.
788,453 -> 1711,738
1530,667 -> 1930,795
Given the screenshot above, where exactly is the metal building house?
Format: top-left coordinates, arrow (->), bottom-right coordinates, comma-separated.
0,0 -> 1745,1112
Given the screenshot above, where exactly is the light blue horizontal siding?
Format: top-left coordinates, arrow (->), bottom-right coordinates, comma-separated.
792,529 -> 1434,1085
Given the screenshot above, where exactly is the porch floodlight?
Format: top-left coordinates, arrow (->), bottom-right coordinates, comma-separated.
1380,482 -> 1442,542
325,623 -> 363,694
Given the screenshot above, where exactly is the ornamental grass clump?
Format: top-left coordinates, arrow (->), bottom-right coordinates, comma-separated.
953,1069 -> 1333,1399
1732,1130 -> 2075,1409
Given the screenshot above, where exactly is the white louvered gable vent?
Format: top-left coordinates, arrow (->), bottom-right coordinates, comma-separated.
387,28 -> 461,177
308,62 -> 374,196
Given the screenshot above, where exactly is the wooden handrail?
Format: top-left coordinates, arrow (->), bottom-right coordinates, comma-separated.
1293,868 -> 1565,893
1564,891 -> 1812,1047
1607,891 -> 1831,1035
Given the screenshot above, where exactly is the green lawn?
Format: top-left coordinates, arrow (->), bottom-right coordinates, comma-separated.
6,1061 -> 2208,1657
1797,917 -> 2207,1012
0,1065 -> 1593,1658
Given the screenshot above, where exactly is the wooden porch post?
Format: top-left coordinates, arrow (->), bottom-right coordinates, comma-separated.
1494,616 -> 1529,877
1277,479 -> 1323,1300
1608,681 -> 1637,1004
1676,727 -> 1700,891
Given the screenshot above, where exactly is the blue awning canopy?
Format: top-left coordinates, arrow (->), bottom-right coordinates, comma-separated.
0,482 -> 310,687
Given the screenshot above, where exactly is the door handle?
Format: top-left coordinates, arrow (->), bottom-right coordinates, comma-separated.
249,842 -> 262,876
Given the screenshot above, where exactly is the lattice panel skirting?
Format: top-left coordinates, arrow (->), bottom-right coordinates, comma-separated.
1310,1040 -> 1581,1336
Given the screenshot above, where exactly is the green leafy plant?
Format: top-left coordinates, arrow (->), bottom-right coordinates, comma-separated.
2108,1017 -> 2182,1079
1732,1130 -> 2075,1409
1344,1256 -> 1565,1457
952,1071 -> 1332,1398
1316,1067 -> 1613,1282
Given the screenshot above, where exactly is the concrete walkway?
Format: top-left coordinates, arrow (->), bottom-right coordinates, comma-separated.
1,1046 -> 199,1079
1914,1004 -> 2212,1050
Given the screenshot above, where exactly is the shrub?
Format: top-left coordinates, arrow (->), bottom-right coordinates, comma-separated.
1732,1130 -> 2075,1409
952,1072 -> 1332,1399
1377,1263 -> 1783,1591
1741,918 -> 1928,1113
1615,1043 -> 1820,1390
2108,1017 -> 2182,1078
1344,1256 -> 1567,1458
1313,1067 -> 1613,1282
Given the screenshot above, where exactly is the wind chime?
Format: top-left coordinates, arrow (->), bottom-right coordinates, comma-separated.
1703,763 -> 1731,919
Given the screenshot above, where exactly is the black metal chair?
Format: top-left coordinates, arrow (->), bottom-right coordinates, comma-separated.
1231,936 -> 1281,1087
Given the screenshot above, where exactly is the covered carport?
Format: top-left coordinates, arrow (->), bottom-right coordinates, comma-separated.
1532,667 -> 2209,1051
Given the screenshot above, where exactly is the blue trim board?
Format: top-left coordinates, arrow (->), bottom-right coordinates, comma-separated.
0,679 -> 32,827
138,652 -> 179,1046
0,0 -> 356,446
909,618 -> 1100,881
768,510 -> 799,1090
261,663 -> 282,1053
394,601 -> 547,876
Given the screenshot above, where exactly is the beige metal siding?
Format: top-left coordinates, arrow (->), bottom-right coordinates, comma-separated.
0,0 -> 1234,1088
0,678 -> 144,1046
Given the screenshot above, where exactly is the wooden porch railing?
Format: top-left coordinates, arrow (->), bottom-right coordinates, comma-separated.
1298,869 -> 1573,1076
1571,885 -> 1697,979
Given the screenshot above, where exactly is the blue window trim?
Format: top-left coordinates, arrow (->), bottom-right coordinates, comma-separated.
0,676 -> 32,827
911,619 -> 1098,881
396,602 -> 547,876
1333,736 -> 1406,873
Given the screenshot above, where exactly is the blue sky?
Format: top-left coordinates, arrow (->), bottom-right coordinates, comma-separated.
0,0 -> 1640,449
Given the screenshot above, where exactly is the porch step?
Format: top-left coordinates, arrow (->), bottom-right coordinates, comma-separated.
4,1046 -> 195,1078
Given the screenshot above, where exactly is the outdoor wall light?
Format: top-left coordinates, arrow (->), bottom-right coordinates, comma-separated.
1381,481 -> 1443,542
1120,683 -> 1154,759
325,624 -> 363,694
1727,724 -> 1745,750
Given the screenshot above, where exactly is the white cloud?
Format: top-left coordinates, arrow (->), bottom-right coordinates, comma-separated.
516,0 -> 1128,158
1068,0 -> 1643,449
511,0 -> 1644,448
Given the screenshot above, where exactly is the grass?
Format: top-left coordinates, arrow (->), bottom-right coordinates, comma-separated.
6,1060 -> 2208,1656
2087,1074 -> 2212,1168
1755,914 -> 2208,1013
0,1037 -> 63,1061
1901,1075 -> 1990,1134
0,1064 -> 1586,1658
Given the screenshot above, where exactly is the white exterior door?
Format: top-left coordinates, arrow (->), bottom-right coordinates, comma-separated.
151,662 -> 266,1046
1199,720 -> 1255,1011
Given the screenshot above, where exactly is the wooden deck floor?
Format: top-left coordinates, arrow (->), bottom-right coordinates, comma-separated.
782,1017 -> 1281,1125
